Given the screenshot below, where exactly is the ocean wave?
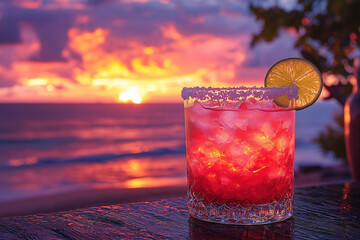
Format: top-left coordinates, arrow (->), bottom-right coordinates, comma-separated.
0,122 -> 183,133
0,145 -> 186,170
0,135 -> 184,145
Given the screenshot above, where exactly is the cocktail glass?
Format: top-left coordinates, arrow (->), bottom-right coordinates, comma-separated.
182,86 -> 296,225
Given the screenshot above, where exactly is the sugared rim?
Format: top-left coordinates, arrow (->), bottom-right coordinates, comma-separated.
181,86 -> 299,102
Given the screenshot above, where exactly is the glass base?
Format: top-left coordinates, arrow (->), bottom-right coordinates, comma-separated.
188,192 -> 293,225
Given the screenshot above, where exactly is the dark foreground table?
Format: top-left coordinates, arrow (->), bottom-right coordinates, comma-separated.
0,182 -> 359,240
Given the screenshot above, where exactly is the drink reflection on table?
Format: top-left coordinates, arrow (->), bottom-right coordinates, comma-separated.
188,216 -> 294,240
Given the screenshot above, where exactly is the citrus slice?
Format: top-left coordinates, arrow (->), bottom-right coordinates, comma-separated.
265,58 -> 323,110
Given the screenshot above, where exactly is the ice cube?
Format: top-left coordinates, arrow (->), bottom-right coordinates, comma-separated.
227,142 -> 250,168
235,118 -> 248,130
189,101 -> 212,131
246,110 -> 267,130
260,122 -> 275,137
244,154 -> 259,170
192,141 -> 223,168
208,126 -> 232,144
220,111 -> 248,130
282,119 -> 292,130
253,133 -> 275,151
220,111 -> 236,128
228,141 -> 248,156
239,97 -> 257,109
189,101 -> 206,114
276,136 -> 289,152
228,142 -> 244,158
259,100 -> 278,110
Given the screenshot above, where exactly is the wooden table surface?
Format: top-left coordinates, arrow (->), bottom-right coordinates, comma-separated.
0,182 -> 359,239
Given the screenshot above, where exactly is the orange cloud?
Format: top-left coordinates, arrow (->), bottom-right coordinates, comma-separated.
0,0 -> 300,103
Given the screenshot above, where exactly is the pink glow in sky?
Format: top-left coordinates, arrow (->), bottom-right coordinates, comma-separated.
0,0 -> 300,103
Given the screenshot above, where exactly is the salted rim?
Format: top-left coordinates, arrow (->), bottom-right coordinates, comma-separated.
181,86 -> 299,102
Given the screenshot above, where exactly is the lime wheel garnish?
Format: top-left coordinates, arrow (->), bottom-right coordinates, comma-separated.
265,58 -> 323,110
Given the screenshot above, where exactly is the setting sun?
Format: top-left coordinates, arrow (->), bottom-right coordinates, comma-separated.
119,90 -> 142,104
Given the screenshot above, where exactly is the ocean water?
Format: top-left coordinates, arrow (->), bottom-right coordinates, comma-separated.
0,101 -> 342,202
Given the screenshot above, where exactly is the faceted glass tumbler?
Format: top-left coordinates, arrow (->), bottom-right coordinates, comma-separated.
183,87 -> 295,225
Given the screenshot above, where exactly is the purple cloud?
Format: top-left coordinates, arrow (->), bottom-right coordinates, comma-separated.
0,8 -> 21,44
0,0 -> 260,61
22,9 -> 76,62
0,0 -> 299,95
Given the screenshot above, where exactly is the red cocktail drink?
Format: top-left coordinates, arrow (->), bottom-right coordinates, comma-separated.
183,87 -> 295,225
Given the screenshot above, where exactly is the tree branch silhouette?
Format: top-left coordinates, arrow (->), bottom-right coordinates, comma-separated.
250,0 -> 359,105
249,0 -> 360,163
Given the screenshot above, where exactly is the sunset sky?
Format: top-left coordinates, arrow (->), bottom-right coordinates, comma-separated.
0,0 -> 302,103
